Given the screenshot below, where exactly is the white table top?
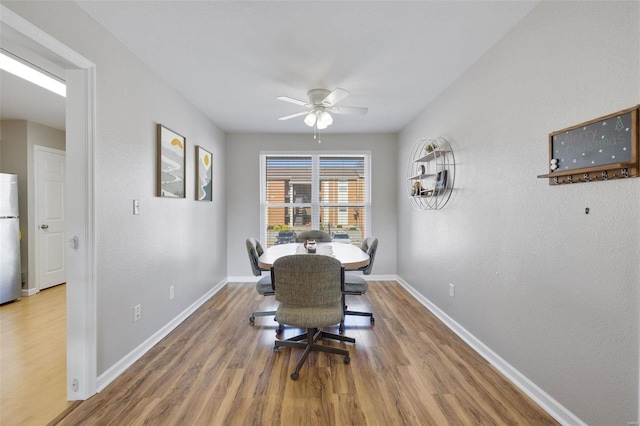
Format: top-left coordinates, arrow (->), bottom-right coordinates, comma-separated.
258,242 -> 369,270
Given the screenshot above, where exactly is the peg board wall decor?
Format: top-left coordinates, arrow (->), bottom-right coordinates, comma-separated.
538,106 -> 639,185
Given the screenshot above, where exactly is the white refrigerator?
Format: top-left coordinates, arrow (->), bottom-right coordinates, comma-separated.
0,173 -> 22,303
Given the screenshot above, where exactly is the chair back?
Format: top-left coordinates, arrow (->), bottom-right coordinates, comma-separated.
360,236 -> 378,275
246,238 -> 266,276
272,255 -> 343,307
297,230 -> 331,242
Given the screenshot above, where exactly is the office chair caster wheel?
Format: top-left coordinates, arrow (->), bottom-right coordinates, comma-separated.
249,316 -> 255,324
291,372 -> 299,380
370,317 -> 375,324
273,346 -> 279,353
344,356 -> 350,364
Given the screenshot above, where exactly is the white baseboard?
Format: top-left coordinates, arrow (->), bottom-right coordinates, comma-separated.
395,276 -> 585,426
361,274 -> 396,281
21,287 -> 38,297
96,278 -> 228,392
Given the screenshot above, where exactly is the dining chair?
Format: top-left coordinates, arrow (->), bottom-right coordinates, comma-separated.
246,238 -> 283,334
296,230 -> 331,243
340,236 -> 378,333
272,254 -> 355,380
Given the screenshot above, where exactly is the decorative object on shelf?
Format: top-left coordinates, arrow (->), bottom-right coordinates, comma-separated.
196,146 -> 212,201
406,137 -> 456,210
538,105 -> 639,185
157,124 -> 186,198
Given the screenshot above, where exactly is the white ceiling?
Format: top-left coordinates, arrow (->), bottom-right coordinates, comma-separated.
2,1 -> 539,134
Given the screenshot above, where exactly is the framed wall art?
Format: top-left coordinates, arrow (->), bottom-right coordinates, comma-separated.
196,146 -> 212,201
157,124 -> 186,198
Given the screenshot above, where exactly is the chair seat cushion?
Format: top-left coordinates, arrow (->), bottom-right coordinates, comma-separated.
256,275 -> 273,295
276,304 -> 343,328
344,273 -> 368,294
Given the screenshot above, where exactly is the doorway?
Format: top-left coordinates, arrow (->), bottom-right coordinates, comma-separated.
0,5 -> 98,401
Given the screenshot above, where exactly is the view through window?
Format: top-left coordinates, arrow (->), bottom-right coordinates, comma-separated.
261,154 -> 370,247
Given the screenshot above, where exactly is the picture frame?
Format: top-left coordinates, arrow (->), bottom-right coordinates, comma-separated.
157,124 -> 186,198
196,146 -> 213,201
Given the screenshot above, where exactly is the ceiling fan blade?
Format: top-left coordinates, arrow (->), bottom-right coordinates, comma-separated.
328,106 -> 368,115
278,111 -> 310,121
322,87 -> 350,106
277,96 -> 311,108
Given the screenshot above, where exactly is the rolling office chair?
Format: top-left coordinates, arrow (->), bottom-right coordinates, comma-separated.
296,230 -> 331,243
272,254 -> 355,380
340,236 -> 378,333
246,238 -> 283,334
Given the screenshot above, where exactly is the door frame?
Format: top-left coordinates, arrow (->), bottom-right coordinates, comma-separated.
33,145 -> 66,292
1,5 -> 98,400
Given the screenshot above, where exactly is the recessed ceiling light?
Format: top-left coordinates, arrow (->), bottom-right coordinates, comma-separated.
0,51 -> 66,97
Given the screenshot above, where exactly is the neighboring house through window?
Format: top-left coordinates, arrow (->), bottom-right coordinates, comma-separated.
261,153 -> 370,247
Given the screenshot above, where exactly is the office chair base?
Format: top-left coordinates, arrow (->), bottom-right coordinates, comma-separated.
274,327 -> 355,380
249,311 -> 284,335
249,310 -> 276,324
340,307 -> 374,333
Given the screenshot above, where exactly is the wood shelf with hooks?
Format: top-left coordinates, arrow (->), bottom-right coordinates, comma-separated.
538,106 -> 639,185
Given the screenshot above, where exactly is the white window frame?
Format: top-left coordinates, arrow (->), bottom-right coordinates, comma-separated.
260,151 -> 371,244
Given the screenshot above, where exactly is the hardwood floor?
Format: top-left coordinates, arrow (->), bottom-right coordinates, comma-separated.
51,281 -> 558,425
0,284 -> 71,426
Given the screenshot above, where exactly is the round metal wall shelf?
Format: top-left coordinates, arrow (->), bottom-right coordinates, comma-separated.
406,137 -> 456,210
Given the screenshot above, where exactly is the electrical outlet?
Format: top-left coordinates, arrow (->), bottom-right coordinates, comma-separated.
449,283 -> 455,298
133,304 -> 142,322
169,286 -> 175,300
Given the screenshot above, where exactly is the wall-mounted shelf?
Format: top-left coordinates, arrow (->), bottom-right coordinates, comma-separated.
538,106 -> 639,185
406,137 -> 456,210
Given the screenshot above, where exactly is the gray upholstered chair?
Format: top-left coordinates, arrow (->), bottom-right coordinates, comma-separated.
296,230 -> 331,243
246,238 -> 283,333
272,254 -> 355,380
340,236 -> 378,332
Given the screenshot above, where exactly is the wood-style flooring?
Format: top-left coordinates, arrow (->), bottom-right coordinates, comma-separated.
50,281 -> 558,425
0,284 -> 71,426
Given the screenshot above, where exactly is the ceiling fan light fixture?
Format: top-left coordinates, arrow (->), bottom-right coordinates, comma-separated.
304,112 -> 317,127
277,87 -> 365,136
317,110 -> 333,128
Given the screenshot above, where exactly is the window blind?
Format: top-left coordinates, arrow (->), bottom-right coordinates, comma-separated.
262,154 -> 369,247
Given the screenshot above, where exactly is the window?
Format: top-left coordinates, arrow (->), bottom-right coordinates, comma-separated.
261,153 -> 370,247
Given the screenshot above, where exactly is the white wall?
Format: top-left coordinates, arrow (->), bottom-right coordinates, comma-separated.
226,132 -> 397,279
4,2 -> 228,375
398,2 -> 639,424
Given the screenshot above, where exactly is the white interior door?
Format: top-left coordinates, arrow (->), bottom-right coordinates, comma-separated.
35,146 -> 66,290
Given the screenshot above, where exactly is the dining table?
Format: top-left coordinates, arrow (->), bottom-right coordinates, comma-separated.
258,242 -> 369,271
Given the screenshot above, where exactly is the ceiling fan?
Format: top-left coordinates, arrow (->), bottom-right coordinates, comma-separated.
277,88 -> 368,130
